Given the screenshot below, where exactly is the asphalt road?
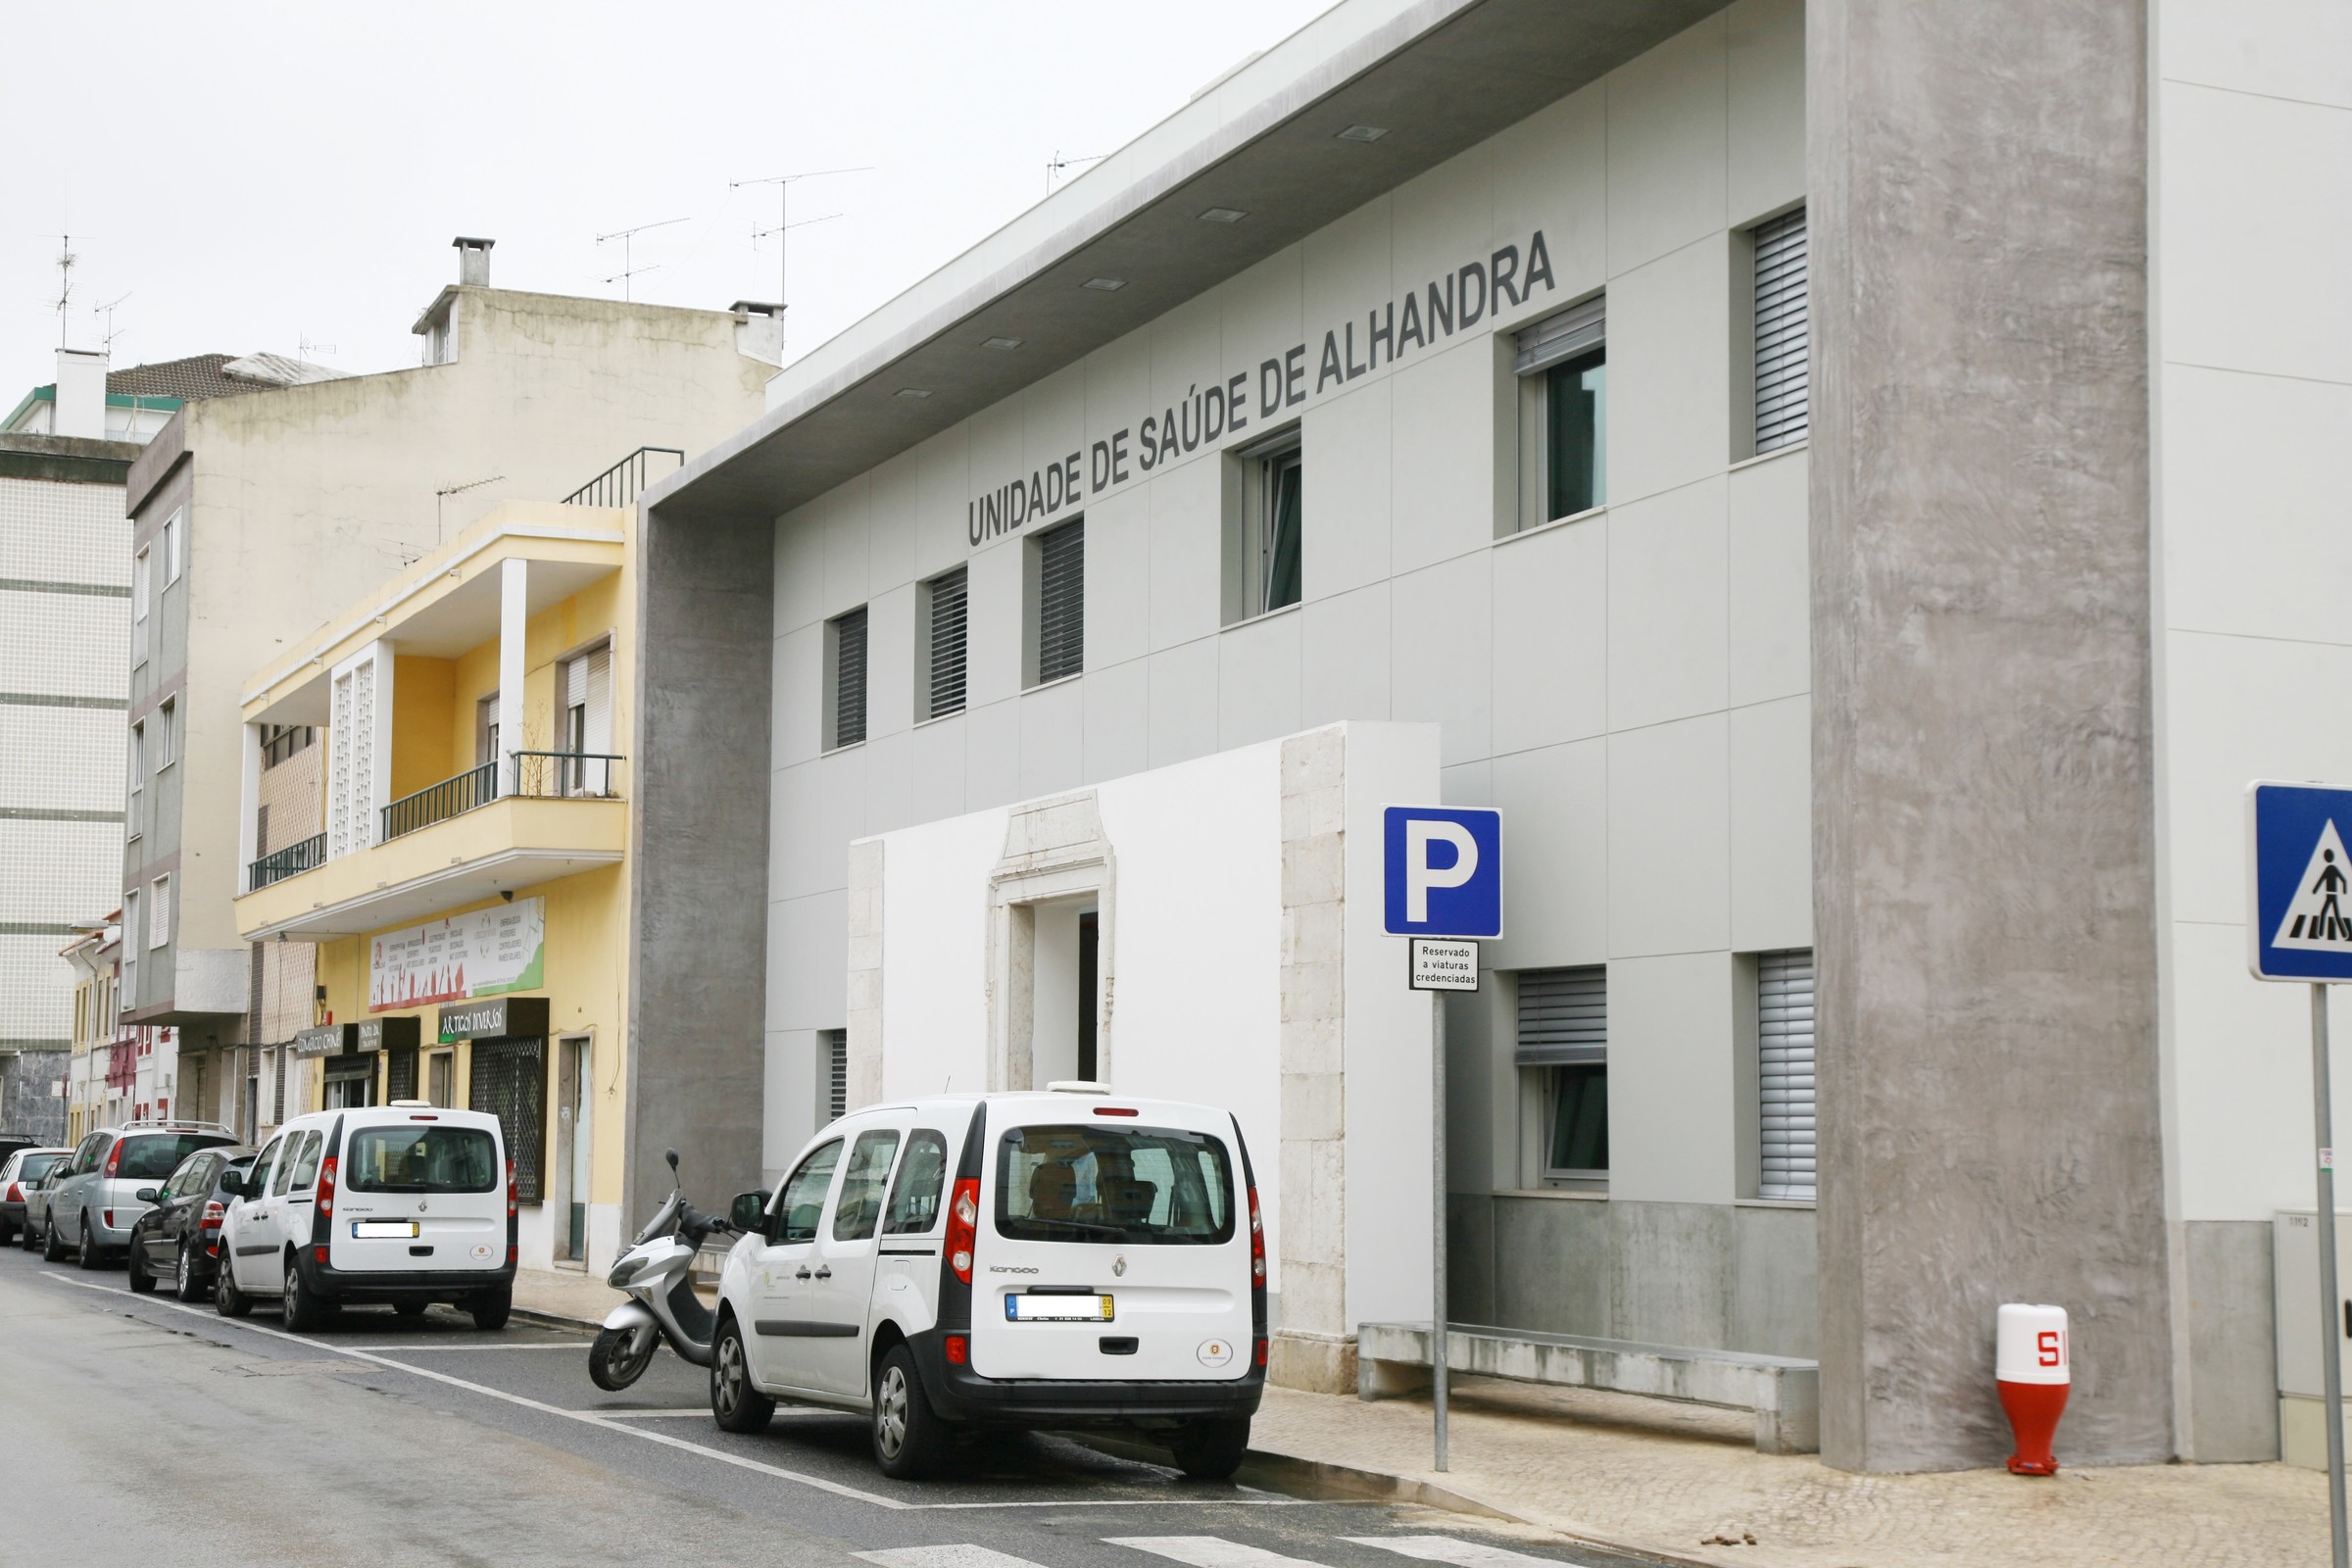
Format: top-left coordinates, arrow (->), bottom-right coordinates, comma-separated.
0,1243 -> 1665,1568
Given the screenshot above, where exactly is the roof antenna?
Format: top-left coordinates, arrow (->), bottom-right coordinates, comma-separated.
729,166 -> 871,344
1046,150 -> 1106,194
92,291 -> 131,357
52,233 -> 78,348
595,216 -> 689,302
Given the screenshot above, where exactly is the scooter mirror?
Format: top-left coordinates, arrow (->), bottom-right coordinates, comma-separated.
665,1148 -> 680,1173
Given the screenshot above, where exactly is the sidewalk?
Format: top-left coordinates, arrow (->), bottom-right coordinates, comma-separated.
1250,1377 -> 2329,1568
511,1265 -> 623,1327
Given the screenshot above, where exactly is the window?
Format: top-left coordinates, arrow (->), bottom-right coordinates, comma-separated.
823,1028 -> 847,1122
883,1128 -> 950,1235
1516,965 -> 1607,1181
831,1129 -> 902,1242
1027,518 -> 1085,686
132,548 -> 151,666
162,510 -> 181,584
1751,207 -> 1809,454
771,1139 -> 843,1246
157,700 -> 175,768
261,724 -> 314,768
1513,296 -> 1606,531
128,721 -> 145,794
122,891 -> 139,999
995,1123 -> 1236,1245
148,875 -> 172,951
559,642 -> 613,794
1225,432 -> 1303,623
288,1130 -> 325,1191
346,1125 -> 498,1193
825,607 -> 868,750
1757,948 -> 1817,1200
475,694 -> 500,768
919,568 -> 968,720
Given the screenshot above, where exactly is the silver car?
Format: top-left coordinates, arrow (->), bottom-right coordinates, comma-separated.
0,1147 -> 70,1247
45,1121 -> 238,1267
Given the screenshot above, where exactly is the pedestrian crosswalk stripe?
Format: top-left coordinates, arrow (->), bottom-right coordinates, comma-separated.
859,1548 -> 1053,1568
1342,1536 -> 1563,1568
1107,1538 -> 1320,1568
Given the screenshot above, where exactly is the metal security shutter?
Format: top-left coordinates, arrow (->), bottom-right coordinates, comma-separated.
928,569 -> 967,718
1035,520 -> 1084,684
825,1029 -> 848,1121
1514,966 -> 1606,1066
1514,295 -> 1605,375
469,1036 -> 547,1201
1758,948 -> 1816,1200
385,1042 -> 419,1103
833,608 -> 868,748
1753,208 -> 1809,453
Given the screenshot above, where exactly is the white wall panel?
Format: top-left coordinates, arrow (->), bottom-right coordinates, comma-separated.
1607,239 -> 1734,506
913,427 -> 973,585
2160,0 -> 2352,111
1391,339 -> 1501,576
1608,950 -> 1738,1202
1729,695 -> 1812,952
1606,476 -> 1728,731
1726,0 -> 1807,224
1299,581 -> 1392,728
1726,447 -> 1810,708
1490,737 -> 1608,971
1148,638 -> 1220,769
867,450 -> 919,594
1083,656 -> 1150,784
1491,83 -> 1607,306
1084,486 -> 1152,670
1219,606 -> 1303,750
1300,378 -> 1394,600
1492,514 -> 1606,755
1148,459 -> 1223,650
1390,552 -> 1493,766
1018,673 -> 1086,801
1607,712 -> 1731,957
961,696 -> 1021,811
1603,11 -> 1729,276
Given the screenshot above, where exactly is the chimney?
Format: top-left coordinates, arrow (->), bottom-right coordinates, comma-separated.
731,301 -> 785,367
453,236 -> 495,287
53,348 -> 108,439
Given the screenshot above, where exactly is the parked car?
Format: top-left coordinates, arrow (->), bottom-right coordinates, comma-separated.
19,1160 -> 64,1251
0,1133 -> 41,1166
710,1086 -> 1266,1480
126,1148 -> 256,1300
0,1147 -> 71,1247
217,1103 -> 514,1330
45,1121 -> 239,1267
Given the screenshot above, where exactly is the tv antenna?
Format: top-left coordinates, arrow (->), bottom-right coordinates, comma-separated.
433,473 -> 506,547
1046,151 -> 1106,193
729,166 -> 870,337
52,234 -> 79,348
298,331 -> 336,365
595,216 -> 688,301
92,292 -> 131,356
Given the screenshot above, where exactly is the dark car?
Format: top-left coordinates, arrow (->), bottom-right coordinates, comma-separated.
0,1134 -> 40,1165
127,1148 -> 257,1300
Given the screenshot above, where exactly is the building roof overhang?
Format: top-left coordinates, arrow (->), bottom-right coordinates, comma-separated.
652,0 -> 1718,526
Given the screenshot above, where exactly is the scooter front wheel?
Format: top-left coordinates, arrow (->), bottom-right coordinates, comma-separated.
590,1323 -> 659,1391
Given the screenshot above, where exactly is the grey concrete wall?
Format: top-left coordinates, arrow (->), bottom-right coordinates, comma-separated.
624,503 -> 773,1230
0,1053 -> 65,1140
1449,1194 -> 1817,1358
2182,1221 -> 2278,1462
1809,0 -> 2170,1469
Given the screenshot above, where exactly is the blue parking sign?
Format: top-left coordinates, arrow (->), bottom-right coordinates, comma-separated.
2248,781 -> 2352,981
1383,807 -> 1503,939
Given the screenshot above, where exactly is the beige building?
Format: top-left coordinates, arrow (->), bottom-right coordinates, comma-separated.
122,236 -> 779,1145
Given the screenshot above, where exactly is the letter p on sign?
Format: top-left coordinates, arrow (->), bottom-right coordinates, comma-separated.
1383,807 -> 1503,939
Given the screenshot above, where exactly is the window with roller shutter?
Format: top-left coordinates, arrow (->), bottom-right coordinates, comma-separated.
1752,207 -> 1809,454
1757,947 -> 1816,1200
1516,965 -> 1608,1180
1029,519 -> 1084,686
922,567 -> 968,719
826,607 -> 868,750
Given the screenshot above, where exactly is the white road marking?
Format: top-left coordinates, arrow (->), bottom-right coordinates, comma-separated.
33,1271 -> 1312,1511
859,1547 -> 1055,1568
1108,1538 -> 1323,1568
1342,1538 -> 1566,1568
599,1407 -> 713,1418
337,1341 -> 587,1350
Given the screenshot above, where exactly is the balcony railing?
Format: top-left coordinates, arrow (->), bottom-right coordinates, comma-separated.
381,760 -> 500,843
563,447 -> 683,508
514,751 -> 626,800
249,832 -> 327,891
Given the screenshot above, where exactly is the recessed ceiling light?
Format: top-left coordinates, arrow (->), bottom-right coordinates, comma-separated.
1336,124 -> 1390,143
1199,207 -> 1248,224
981,336 -> 1024,350
1082,276 -> 1126,292
894,387 -> 932,401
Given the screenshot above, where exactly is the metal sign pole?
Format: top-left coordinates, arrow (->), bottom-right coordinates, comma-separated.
2315,982 -> 2349,1568
1433,986 -> 1448,1473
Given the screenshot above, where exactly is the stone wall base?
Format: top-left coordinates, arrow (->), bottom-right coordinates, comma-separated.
1270,1329 -> 1357,1396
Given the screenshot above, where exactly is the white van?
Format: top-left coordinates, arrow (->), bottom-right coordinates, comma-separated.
215,1102 -> 515,1331
711,1086 -> 1265,1480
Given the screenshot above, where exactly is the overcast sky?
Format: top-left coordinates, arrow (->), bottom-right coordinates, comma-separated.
3,2 -> 1333,394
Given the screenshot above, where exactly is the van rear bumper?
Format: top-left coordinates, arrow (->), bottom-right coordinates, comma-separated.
296,1256 -> 515,1302
909,1330 -> 1263,1426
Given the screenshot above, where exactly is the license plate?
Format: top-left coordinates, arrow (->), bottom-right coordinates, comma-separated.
1005,1293 -> 1114,1322
352,1220 -> 420,1239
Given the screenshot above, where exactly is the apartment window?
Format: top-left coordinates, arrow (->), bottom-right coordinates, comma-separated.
1513,296 -> 1606,532
1751,207 -> 1809,454
559,641 -> 613,794
148,875 -> 172,951
824,1028 -> 848,1122
122,891 -> 139,1000
825,606 -> 869,750
132,548 -> 151,666
162,510 -> 181,584
1224,430 -> 1303,623
128,721 -> 145,794
157,699 -> 175,768
1757,948 -> 1817,1200
261,723 -> 314,768
1027,518 -> 1085,686
475,694 -> 500,767
919,568 -> 968,720
1517,965 -> 1607,1182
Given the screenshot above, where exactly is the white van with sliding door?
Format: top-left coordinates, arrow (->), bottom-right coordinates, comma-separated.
215,1102 -> 516,1331
710,1085 -> 1266,1479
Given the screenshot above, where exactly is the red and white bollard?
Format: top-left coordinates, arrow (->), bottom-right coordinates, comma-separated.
1996,1302 -> 2070,1476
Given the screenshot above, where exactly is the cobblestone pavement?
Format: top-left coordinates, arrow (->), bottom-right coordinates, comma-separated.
1250,1377 -> 2332,1568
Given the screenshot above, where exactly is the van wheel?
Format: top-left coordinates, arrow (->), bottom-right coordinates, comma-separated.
469,1288 -> 512,1331
1168,1416 -> 1250,1480
872,1345 -> 951,1479
216,1251 -> 254,1318
710,1316 -> 774,1433
76,1214 -> 107,1269
283,1256 -> 330,1331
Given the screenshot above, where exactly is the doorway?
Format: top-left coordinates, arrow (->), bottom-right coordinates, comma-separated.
556,1036 -> 592,1263
1026,898 -> 1102,1088
426,1050 -> 454,1107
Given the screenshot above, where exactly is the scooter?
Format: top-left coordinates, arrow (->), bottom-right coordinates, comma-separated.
590,1149 -> 737,1392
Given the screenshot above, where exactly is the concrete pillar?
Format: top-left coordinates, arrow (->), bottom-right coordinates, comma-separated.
1808,0 -> 2170,1469
498,559 -> 526,796
237,722 -> 263,887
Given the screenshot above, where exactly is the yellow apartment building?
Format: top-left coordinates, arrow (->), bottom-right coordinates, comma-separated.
234,498 -> 636,1273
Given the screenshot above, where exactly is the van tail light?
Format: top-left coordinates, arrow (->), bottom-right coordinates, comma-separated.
1248,1186 -> 1266,1286
508,1245 -> 518,1263
1255,1337 -> 1269,1368
314,1246 -> 329,1264
946,1177 -> 980,1285
200,1200 -> 224,1233
1092,1106 -> 1139,1117
317,1155 -> 337,1218
507,1159 -> 517,1219
945,1333 -> 969,1364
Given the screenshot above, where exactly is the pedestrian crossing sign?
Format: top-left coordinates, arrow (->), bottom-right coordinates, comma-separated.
2248,781 -> 2352,980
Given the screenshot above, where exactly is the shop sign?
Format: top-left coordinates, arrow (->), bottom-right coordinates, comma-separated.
438,995 -> 552,1043
370,898 -> 545,1011
354,1016 -> 421,1054
292,1024 -> 354,1058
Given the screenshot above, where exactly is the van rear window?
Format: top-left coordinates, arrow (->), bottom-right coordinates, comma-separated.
346,1126 -> 498,1194
996,1124 -> 1235,1246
